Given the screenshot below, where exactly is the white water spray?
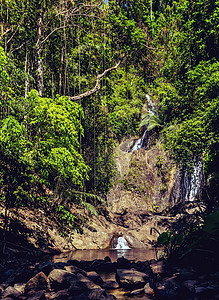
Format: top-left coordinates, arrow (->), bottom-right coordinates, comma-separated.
115,237 -> 131,249
132,94 -> 155,151
184,160 -> 203,201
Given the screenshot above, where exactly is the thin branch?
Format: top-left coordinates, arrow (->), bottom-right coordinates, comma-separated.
7,15 -> 26,44
39,25 -> 67,46
10,42 -> 25,54
69,56 -> 125,101
44,3 -> 101,29
0,27 -> 11,39
40,12 -> 100,46
143,44 -> 164,50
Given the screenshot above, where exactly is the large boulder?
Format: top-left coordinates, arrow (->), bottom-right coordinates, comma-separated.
116,268 -> 150,290
48,269 -> 102,297
48,269 -> 83,292
24,272 -> 49,295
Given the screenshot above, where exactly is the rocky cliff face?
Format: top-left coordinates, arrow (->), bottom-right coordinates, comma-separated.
108,139 -> 178,215
1,137 -> 200,253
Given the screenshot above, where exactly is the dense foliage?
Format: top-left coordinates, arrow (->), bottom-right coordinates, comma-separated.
0,0 -> 218,234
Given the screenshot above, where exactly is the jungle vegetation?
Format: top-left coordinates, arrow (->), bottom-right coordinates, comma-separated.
0,0 -> 218,238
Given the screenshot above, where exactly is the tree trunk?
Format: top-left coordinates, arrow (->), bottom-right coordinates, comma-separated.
24,47 -> 29,98
37,12 -> 44,97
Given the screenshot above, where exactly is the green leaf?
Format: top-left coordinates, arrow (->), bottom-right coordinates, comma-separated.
203,211 -> 219,236
82,202 -> 99,216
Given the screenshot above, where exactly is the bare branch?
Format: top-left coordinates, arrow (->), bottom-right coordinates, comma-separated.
69,56 -> 125,101
7,15 -> 26,44
0,27 -> 11,40
10,42 -> 25,54
39,25 -> 67,46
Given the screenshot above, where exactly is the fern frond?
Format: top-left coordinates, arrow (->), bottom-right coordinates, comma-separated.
72,190 -> 105,203
82,202 -> 99,216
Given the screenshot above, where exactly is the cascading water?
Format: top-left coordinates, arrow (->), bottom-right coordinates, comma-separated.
184,160 -> 203,201
115,237 -> 131,250
132,94 -> 155,151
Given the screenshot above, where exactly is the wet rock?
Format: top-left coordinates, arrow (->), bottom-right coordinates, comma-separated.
48,269 -> 80,291
24,272 -> 49,295
195,283 -> 219,299
54,262 -> 67,270
38,261 -> 55,276
6,266 -> 37,285
64,265 -> 87,276
48,268 -> 102,296
155,276 -> 181,299
175,268 -> 197,281
101,262 -> 116,272
129,288 -> 144,295
150,260 -> 170,278
50,289 -> 70,299
27,290 -> 47,300
1,286 -> 22,298
117,257 -> 132,269
102,280 -> 119,290
135,261 -> 151,273
81,287 -> 116,300
87,271 -> 103,286
116,268 -> 150,290
13,283 -> 25,293
104,256 -> 111,263
67,259 -> 79,266
181,279 -> 197,295
69,272 -> 101,291
144,282 -> 154,295
0,283 -> 9,294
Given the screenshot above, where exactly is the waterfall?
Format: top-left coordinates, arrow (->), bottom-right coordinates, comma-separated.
132,94 -> 155,151
115,237 -> 131,249
184,160 -> 203,201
